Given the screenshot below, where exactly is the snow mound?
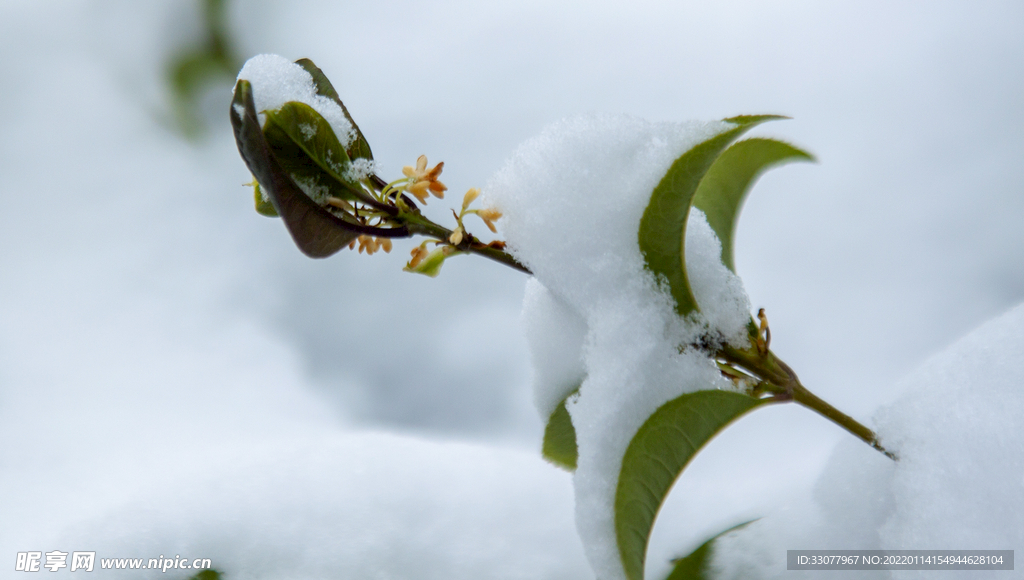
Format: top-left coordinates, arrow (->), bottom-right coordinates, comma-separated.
487,114 -> 755,580
711,301 -> 1024,579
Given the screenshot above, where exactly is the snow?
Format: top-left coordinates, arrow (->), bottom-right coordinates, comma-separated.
236,54 -> 357,151
3,2 -> 1024,580
345,157 -> 378,183
710,301 -> 1024,579
54,432 -> 586,580
684,209 -> 754,348
521,278 -> 588,418
487,114 -> 754,580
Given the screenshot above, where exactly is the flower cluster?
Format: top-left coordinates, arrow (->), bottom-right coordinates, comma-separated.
348,235 -> 394,255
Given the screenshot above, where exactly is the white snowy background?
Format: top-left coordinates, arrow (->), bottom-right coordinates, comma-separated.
1,1 -> 1022,578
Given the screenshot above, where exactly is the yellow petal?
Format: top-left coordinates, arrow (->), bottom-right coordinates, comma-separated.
449,228 -> 464,246
462,188 -> 480,210
477,208 -> 502,221
408,181 -> 430,203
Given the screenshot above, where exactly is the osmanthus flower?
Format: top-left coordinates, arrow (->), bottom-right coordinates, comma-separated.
473,208 -> 503,233
402,155 -> 447,203
349,235 -> 393,255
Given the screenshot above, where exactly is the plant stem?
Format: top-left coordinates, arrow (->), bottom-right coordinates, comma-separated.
718,344 -> 896,461
400,211 -> 532,274
790,384 -> 896,460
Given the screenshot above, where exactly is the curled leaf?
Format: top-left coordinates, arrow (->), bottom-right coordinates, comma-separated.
231,79 -> 360,257
615,390 -> 765,580
541,387 -> 581,470
638,116 -> 785,317
692,138 -> 813,272
262,101 -> 375,205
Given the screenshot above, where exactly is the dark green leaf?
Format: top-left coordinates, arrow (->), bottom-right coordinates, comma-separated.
615,390 -> 764,580
638,116 -> 782,317
692,138 -> 813,272
664,520 -> 756,580
231,79 -> 359,257
262,101 -> 373,204
294,58 -> 374,161
187,569 -> 222,580
542,388 -> 581,471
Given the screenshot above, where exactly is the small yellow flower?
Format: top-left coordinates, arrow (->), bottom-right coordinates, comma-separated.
356,235 -> 379,255
461,187 -> 481,211
474,208 -> 503,233
351,236 -> 392,255
408,244 -> 430,268
449,226 -> 464,246
402,155 -> 447,203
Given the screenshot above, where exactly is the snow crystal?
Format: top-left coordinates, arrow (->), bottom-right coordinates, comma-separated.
344,158 -> 377,183
298,121 -> 317,140
292,175 -> 330,205
236,54 -> 356,149
710,301 -> 1024,579
486,114 -> 755,580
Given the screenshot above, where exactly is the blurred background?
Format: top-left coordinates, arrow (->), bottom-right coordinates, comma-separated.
1,0 -> 1021,577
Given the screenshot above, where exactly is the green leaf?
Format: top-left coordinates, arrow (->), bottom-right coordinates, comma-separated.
294,58 -> 374,161
663,520 -> 756,580
187,570 -> 222,580
253,182 -> 279,217
542,388 -> 581,470
165,0 -> 239,138
402,246 -> 460,277
638,116 -> 784,317
615,390 -> 764,580
692,138 -> 813,272
231,79 -> 359,257
262,101 -> 374,204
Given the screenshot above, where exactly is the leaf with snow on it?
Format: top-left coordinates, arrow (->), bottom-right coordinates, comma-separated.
230,79 -> 359,257
262,101 -> 372,204
542,389 -> 581,471
638,116 -> 785,317
294,58 -> 375,162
